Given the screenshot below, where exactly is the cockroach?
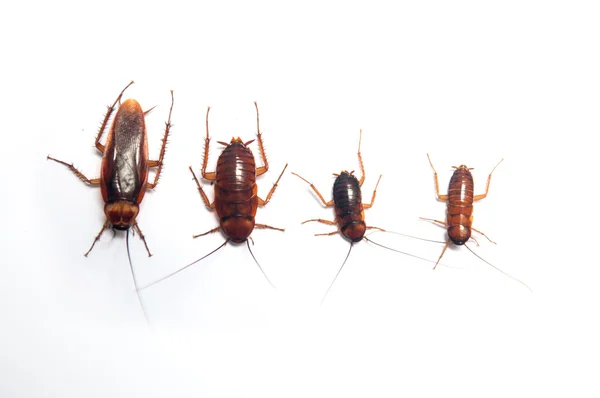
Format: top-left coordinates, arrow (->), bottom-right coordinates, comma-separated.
422,154 -> 530,290
47,81 -> 174,320
293,130 -> 437,303
142,102 -> 287,290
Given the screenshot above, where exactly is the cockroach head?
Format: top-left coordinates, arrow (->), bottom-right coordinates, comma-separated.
218,137 -> 255,147
341,220 -> 366,242
453,165 -> 473,171
221,215 -> 255,243
104,201 -> 140,230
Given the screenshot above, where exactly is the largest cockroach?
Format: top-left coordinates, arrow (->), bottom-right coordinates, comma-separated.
143,102 -> 287,289
47,81 -> 174,321
422,154 -> 530,290
47,81 -> 173,257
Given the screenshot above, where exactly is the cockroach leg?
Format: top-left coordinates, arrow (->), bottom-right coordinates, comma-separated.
200,107 -> 217,181
132,222 -> 152,257
366,226 -> 386,232
189,166 -> 215,210
291,172 -> 334,207
193,226 -> 221,239
471,227 -> 496,244
433,242 -> 450,269
357,129 -> 366,186
46,156 -> 101,185
84,220 -> 110,257
473,158 -> 504,201
95,80 -> 134,153
426,153 -> 449,201
302,218 -> 337,226
315,230 -> 341,237
258,163 -> 288,206
254,224 -> 285,232
146,90 -> 175,189
419,217 -> 447,228
362,174 -> 382,209
254,101 -> 269,176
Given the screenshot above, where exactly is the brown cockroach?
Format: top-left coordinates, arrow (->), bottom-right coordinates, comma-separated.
143,102 -> 287,290
422,154 -> 530,290
47,81 -> 174,319
293,130 -> 437,303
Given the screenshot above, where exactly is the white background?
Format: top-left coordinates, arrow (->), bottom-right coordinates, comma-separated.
2,1 -> 599,397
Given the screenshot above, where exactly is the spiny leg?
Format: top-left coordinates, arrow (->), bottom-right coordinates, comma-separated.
292,172 -> 334,207
46,156 -> 101,185
357,129 -> 366,186
193,226 -> 221,239
258,163 -> 288,206
201,106 -> 217,180
84,220 -> 110,257
133,222 -> 152,257
474,158 -> 504,201
363,174 -> 382,209
254,101 -> 270,176
95,80 -> 134,153
426,153 -> 449,201
189,166 -> 215,211
146,90 -> 175,189
255,223 -> 285,232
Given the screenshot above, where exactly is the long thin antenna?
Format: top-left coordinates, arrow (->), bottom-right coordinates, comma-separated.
464,244 -> 532,292
246,240 -> 276,288
363,236 -> 453,268
320,243 -> 354,306
126,230 -> 151,326
372,230 -> 446,244
138,240 -> 229,291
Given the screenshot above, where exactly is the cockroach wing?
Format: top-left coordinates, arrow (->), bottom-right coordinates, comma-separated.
101,99 -> 149,204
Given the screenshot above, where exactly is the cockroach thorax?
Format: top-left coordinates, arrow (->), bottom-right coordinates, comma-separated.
118,98 -> 143,113
104,201 -> 139,230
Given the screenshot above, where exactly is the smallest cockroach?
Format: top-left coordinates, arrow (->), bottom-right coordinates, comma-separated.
422,154 -> 530,290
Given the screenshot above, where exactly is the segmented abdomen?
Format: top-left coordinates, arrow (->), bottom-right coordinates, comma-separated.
214,143 -> 258,219
333,172 -> 363,228
446,167 -> 474,244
